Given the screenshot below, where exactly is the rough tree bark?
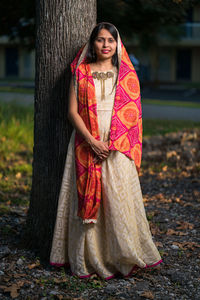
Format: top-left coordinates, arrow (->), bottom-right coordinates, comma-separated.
26,0 -> 97,260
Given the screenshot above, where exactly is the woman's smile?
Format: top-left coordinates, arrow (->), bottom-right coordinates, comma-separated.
101,49 -> 110,54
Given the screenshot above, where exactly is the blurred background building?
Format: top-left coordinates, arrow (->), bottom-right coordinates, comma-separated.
127,3 -> 200,84
0,36 -> 35,80
0,1 -> 199,86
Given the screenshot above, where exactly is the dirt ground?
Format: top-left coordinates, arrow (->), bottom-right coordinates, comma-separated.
0,129 -> 200,300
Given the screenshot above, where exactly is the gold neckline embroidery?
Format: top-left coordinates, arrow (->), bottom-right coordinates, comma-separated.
92,71 -> 115,101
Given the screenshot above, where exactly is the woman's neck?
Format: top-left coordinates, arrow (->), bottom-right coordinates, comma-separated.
90,59 -> 114,72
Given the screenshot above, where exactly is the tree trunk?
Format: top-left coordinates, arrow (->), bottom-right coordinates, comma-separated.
26,0 -> 96,261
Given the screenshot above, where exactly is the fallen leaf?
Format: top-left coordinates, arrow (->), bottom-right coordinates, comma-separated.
166,229 -> 176,235
0,285 -> 8,290
172,242 -> 186,250
179,232 -> 188,236
150,223 -> 163,235
0,284 -> 19,299
166,229 -> 187,236
28,262 -> 40,269
16,281 -> 24,288
141,290 -> 154,299
149,170 -> 155,175
176,221 -> 194,230
183,203 -> 195,208
10,285 -> 19,299
162,165 -> 168,172
134,277 -> 144,281
15,172 -> 22,179
53,278 -> 67,283
173,241 -> 200,251
175,197 -> 181,203
155,241 -> 163,248
183,241 -> 200,250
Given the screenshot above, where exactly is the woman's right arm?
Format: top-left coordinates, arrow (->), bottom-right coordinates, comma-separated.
67,78 -> 109,160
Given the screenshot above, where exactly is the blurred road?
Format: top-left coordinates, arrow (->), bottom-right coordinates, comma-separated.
0,92 -> 33,107
0,91 -> 200,121
142,85 -> 200,102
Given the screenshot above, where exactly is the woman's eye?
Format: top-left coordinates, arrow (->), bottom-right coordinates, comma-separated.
96,38 -> 114,43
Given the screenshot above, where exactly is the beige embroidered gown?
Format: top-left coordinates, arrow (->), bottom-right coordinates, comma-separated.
50,67 -> 162,279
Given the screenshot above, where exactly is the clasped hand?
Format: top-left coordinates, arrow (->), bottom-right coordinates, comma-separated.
90,139 -> 110,164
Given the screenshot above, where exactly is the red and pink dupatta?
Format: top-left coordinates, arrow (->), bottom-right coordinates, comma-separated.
71,30 -> 142,224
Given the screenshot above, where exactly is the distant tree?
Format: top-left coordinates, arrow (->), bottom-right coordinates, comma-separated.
0,0 -> 198,49
97,0 -> 198,47
0,0 -> 35,49
26,0 -> 96,260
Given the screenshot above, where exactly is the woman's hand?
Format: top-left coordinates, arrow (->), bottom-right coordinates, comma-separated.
90,140 -> 110,163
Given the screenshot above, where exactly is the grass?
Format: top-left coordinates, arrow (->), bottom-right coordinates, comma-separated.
143,119 -> 200,136
142,99 -> 200,109
0,86 -> 34,94
0,102 -> 33,213
0,100 -> 200,214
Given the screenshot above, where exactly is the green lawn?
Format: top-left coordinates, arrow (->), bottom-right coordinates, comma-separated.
0,102 -> 33,213
0,86 -> 34,94
0,101 -> 200,213
143,119 -> 200,136
142,99 -> 200,109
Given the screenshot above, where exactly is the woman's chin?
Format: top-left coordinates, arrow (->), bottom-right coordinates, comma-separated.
96,54 -> 113,61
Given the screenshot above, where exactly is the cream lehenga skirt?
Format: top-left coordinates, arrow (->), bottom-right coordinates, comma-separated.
50,71 -> 162,279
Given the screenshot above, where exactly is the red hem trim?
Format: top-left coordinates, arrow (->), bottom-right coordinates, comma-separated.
50,261 -> 69,267
105,274 -> 116,280
72,271 -> 96,279
50,259 -> 163,280
145,259 -> 163,269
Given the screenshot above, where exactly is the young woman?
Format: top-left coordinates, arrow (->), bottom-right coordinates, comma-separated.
50,22 -> 162,279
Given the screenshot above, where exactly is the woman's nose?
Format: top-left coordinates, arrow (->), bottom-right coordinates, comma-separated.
103,39 -> 109,47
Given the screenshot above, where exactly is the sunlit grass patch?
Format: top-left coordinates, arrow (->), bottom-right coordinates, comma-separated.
0,86 -> 34,94
142,98 -> 200,109
143,119 -> 200,136
0,102 -> 33,208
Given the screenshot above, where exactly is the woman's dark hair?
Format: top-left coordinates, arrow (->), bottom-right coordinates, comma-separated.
85,22 -> 118,68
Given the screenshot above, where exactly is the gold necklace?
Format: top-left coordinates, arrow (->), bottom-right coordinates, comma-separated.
92,71 -> 114,100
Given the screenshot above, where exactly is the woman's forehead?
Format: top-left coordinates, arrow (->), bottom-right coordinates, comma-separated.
96,29 -> 114,38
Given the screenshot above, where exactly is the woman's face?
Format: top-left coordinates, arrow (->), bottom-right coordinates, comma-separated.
93,29 -> 117,62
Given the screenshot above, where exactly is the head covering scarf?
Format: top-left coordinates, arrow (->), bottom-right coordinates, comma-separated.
70,23 -> 142,224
